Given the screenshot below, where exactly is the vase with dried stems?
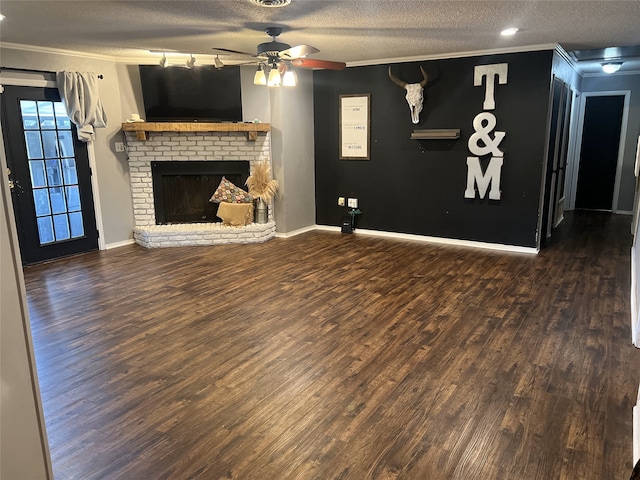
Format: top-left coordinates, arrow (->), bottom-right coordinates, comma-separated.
245,161 -> 279,224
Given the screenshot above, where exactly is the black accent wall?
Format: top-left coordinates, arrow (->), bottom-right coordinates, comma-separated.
313,50 -> 554,248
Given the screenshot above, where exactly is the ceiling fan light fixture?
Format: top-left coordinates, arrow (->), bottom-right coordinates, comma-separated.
247,0 -> 291,7
282,68 -> 297,87
267,66 -> 281,87
602,62 -> 623,74
254,65 -> 267,85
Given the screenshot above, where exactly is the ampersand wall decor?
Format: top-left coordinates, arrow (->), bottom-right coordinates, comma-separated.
465,63 -> 508,201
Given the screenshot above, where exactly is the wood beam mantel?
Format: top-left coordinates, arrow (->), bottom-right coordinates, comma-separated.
121,122 -> 270,141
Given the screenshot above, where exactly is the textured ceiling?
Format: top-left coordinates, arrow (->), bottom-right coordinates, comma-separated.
1,1 -> 640,73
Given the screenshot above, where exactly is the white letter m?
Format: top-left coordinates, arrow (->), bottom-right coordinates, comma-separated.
464,157 -> 503,200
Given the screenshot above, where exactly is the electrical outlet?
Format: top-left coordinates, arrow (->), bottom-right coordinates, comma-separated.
115,142 -> 126,152
348,198 -> 358,208
338,197 -> 345,206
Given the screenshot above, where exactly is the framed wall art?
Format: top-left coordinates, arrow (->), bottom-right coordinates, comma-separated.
340,94 -> 370,160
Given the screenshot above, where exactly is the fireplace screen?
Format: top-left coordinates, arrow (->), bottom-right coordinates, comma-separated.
152,161 -> 250,224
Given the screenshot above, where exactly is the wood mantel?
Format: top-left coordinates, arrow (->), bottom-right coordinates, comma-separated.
121,122 -> 271,141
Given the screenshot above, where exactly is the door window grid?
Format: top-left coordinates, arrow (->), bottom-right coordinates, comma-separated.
20,100 -> 84,245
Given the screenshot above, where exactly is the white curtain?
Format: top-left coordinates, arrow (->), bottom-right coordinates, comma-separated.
57,71 -> 107,142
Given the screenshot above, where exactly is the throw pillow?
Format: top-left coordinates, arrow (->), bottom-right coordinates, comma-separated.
209,177 -> 253,204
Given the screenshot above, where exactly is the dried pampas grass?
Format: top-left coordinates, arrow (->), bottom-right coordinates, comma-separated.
246,161 -> 279,202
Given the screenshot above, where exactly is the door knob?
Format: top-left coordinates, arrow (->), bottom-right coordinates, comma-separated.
7,168 -> 23,194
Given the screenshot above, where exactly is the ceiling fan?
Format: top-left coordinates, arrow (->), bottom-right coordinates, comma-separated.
212,27 -> 346,80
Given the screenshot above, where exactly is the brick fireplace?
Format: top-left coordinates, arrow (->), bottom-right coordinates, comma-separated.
123,125 -> 275,247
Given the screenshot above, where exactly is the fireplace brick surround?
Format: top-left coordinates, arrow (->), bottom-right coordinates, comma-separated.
124,128 -> 275,248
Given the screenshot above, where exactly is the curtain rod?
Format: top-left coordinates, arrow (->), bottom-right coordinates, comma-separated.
0,66 -> 103,79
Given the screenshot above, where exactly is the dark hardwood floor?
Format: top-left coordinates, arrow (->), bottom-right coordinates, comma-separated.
24,211 -> 640,479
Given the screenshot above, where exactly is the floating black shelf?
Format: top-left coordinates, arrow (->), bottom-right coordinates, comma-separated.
411,129 -> 460,140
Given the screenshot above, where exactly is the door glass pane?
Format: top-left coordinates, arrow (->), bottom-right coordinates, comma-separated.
45,159 -> 63,186
58,131 -> 75,158
50,186 -> 67,214
20,101 -> 39,130
61,158 -> 78,184
29,160 -> 47,187
17,96 -> 93,253
54,103 -> 71,129
37,101 -> 56,130
53,214 -> 70,241
65,186 -> 81,211
42,131 -> 59,158
33,189 -> 51,216
24,131 -> 44,159
69,212 -> 84,238
37,217 -> 55,244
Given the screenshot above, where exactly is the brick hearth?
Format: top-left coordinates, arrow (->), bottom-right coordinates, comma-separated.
124,128 -> 275,247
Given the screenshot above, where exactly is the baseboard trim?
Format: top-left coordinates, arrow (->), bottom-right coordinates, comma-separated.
314,225 -> 342,233
314,225 -> 538,254
275,225 -> 317,238
105,238 -> 136,250
634,395 -> 640,467
632,247 -> 639,347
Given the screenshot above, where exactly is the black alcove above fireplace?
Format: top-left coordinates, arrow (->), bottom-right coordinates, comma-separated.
152,161 -> 250,224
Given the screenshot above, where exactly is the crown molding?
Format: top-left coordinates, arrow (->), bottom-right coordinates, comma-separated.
346,43 -> 559,67
3,41 -> 603,76
0,42 -> 257,66
554,44 -> 582,75
1,42 -> 117,61
582,69 -> 640,78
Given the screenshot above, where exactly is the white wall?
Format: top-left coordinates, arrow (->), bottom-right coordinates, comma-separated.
0,127 -> 52,478
269,68 -> 316,233
240,66 -> 271,123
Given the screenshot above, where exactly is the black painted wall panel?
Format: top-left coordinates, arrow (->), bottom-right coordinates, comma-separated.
313,50 -> 554,247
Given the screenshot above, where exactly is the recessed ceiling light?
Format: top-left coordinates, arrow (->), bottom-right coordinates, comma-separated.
501,27 -> 519,36
247,0 -> 291,7
0,14 -> 5,21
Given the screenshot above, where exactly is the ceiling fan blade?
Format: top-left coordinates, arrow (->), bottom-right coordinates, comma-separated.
278,44 -> 320,60
291,58 -> 346,70
211,47 -> 256,57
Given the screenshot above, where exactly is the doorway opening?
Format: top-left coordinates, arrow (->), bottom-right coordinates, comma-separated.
567,91 -> 630,213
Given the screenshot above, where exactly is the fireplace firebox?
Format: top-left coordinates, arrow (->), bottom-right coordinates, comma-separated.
151,161 -> 250,224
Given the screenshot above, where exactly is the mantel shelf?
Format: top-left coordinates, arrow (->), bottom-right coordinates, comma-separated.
121,122 -> 271,141
410,129 -> 460,140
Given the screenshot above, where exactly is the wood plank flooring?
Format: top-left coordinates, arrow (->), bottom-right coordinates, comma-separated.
24,211 -> 640,479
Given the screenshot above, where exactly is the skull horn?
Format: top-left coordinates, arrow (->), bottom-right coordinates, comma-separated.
388,66 -> 407,88
419,66 -> 429,87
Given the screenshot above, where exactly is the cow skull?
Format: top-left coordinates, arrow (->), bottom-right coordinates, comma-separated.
388,66 -> 429,124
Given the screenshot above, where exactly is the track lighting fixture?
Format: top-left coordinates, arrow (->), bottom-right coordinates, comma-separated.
185,55 -> 196,69
159,54 -> 168,68
214,55 -> 224,69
